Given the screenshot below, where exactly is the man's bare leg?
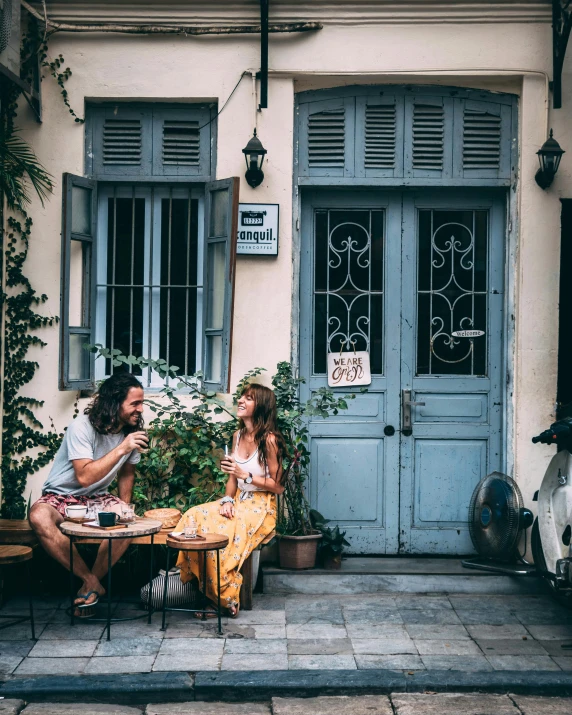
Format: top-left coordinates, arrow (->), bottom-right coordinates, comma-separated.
29,503 -> 105,607
92,538 -> 132,582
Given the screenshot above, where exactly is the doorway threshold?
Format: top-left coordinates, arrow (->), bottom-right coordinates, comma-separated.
262,557 -> 541,595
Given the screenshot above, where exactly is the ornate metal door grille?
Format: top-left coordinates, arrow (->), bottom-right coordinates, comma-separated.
416,209 -> 488,376
313,209 -> 384,375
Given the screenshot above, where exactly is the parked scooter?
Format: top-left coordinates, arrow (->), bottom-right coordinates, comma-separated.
531,418 -> 572,604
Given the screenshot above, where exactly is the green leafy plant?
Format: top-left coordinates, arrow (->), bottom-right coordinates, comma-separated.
0,16 -> 80,518
310,509 -> 351,564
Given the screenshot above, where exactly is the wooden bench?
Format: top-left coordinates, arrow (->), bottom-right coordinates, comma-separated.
0,519 -> 38,546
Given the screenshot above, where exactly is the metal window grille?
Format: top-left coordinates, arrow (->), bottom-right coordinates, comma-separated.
95,185 -> 203,387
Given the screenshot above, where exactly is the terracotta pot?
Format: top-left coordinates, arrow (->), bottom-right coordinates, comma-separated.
278,533 -> 321,569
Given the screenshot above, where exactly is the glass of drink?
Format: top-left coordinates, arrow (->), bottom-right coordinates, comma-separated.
184,516 -> 198,539
122,503 -> 136,522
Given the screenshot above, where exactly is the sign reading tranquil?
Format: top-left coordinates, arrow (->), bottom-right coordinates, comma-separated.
327,351 -> 372,387
236,203 -> 279,255
451,330 -> 485,338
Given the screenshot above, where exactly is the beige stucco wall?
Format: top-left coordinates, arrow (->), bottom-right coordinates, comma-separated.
10,17 -> 572,539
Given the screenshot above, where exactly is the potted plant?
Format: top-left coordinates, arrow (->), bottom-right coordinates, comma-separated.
273,363 -> 353,569
310,510 -> 350,570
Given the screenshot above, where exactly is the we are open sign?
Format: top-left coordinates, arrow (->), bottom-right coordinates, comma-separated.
327,351 -> 372,388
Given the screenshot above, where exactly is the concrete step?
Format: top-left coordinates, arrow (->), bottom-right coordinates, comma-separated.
262,557 -> 542,595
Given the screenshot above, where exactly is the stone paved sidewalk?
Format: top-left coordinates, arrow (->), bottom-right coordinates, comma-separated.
2,694 -> 572,714
1,592 -> 572,675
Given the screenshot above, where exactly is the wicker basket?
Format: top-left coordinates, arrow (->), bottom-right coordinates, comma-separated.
143,508 -> 182,531
278,533 -> 321,569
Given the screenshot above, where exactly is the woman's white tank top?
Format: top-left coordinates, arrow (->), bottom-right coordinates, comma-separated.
234,432 -> 269,498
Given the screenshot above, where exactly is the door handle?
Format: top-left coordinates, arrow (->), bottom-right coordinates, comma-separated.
402,389 -> 425,434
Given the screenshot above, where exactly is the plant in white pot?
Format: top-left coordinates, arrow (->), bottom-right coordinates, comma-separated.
273,362 -> 354,569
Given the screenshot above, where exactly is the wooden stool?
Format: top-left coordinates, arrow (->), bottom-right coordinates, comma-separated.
0,546 -> 35,639
162,533 -> 229,636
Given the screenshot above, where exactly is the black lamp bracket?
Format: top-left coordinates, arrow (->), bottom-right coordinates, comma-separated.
553,1 -> 572,109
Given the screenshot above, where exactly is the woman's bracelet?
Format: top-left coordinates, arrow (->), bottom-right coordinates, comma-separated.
220,496 -> 235,505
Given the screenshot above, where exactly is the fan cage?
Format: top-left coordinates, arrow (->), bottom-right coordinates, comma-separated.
468,472 -> 524,561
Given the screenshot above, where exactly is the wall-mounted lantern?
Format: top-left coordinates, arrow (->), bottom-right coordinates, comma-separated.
242,129 -> 267,188
535,129 -> 565,189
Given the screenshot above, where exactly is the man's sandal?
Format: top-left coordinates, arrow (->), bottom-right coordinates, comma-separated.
75,590 -> 100,609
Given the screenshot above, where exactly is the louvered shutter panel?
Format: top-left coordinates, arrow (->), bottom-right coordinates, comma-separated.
298,97 -> 355,177
463,108 -> 501,170
102,119 -> 142,166
308,109 -> 345,168
162,120 -> 200,166
152,105 -> 213,177
365,103 -> 396,169
456,99 -> 512,179
412,103 -> 444,170
355,96 -> 404,178
90,107 -> 152,177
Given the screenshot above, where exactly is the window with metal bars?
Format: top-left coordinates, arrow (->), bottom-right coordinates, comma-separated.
59,175 -> 239,393
95,186 -> 202,387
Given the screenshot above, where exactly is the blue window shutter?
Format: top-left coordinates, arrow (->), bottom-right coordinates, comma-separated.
404,95 -> 453,179
355,95 -> 404,178
454,98 -> 513,179
152,105 -> 213,177
59,173 -> 97,391
202,177 -> 239,393
91,106 -> 153,178
298,97 -> 355,178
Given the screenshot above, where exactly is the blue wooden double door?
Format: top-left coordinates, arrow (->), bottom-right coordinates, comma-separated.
300,189 -> 505,554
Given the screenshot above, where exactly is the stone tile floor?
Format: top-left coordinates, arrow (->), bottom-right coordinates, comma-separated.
2,592 -> 572,675
3,695 -> 572,715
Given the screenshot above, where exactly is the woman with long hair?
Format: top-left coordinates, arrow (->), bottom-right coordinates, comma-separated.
176,383 -> 286,617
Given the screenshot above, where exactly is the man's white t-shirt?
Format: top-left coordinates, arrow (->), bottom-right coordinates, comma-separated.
42,414 -> 141,496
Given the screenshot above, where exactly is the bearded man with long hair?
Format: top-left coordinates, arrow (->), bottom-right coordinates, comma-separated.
176,383 -> 286,618
29,373 -> 148,614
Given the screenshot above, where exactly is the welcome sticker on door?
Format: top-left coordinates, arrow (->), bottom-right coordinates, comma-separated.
327,350 -> 372,388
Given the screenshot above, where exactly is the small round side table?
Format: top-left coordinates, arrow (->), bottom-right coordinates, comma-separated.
162,533 -> 229,636
0,545 -> 35,640
60,518 -> 162,640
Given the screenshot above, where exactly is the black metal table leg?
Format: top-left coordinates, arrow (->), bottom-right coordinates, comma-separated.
201,550 -> 207,621
161,546 -> 170,631
26,560 -> 35,640
69,536 -> 75,627
148,533 -> 155,624
216,548 -> 222,635
106,538 -> 112,641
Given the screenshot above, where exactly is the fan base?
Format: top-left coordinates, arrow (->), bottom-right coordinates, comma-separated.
461,557 -> 537,577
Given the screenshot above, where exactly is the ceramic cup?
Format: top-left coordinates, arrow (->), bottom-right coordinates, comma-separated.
65,505 -> 88,520
98,511 -> 119,527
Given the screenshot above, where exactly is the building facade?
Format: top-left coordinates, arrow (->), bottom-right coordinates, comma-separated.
6,0 -> 571,555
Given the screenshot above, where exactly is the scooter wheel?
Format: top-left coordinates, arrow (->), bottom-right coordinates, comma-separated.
531,517 -> 572,609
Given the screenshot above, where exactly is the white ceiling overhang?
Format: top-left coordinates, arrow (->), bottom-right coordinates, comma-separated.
25,1 -> 552,25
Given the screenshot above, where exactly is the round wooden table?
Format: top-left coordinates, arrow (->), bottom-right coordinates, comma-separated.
60,518 -> 162,640
162,532 -> 229,636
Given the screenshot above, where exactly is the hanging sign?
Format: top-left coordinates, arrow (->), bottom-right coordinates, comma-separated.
327,348 -> 372,388
451,330 -> 485,338
236,203 -> 279,255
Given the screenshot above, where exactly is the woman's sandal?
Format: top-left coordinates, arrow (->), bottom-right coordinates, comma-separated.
194,607 -> 218,619
228,605 -> 239,619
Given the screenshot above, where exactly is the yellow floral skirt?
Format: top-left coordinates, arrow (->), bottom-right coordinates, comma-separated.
175,491 -> 276,610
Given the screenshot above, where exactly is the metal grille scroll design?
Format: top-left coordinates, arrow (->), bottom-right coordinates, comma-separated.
313,209 -> 384,375
417,209 -> 488,376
